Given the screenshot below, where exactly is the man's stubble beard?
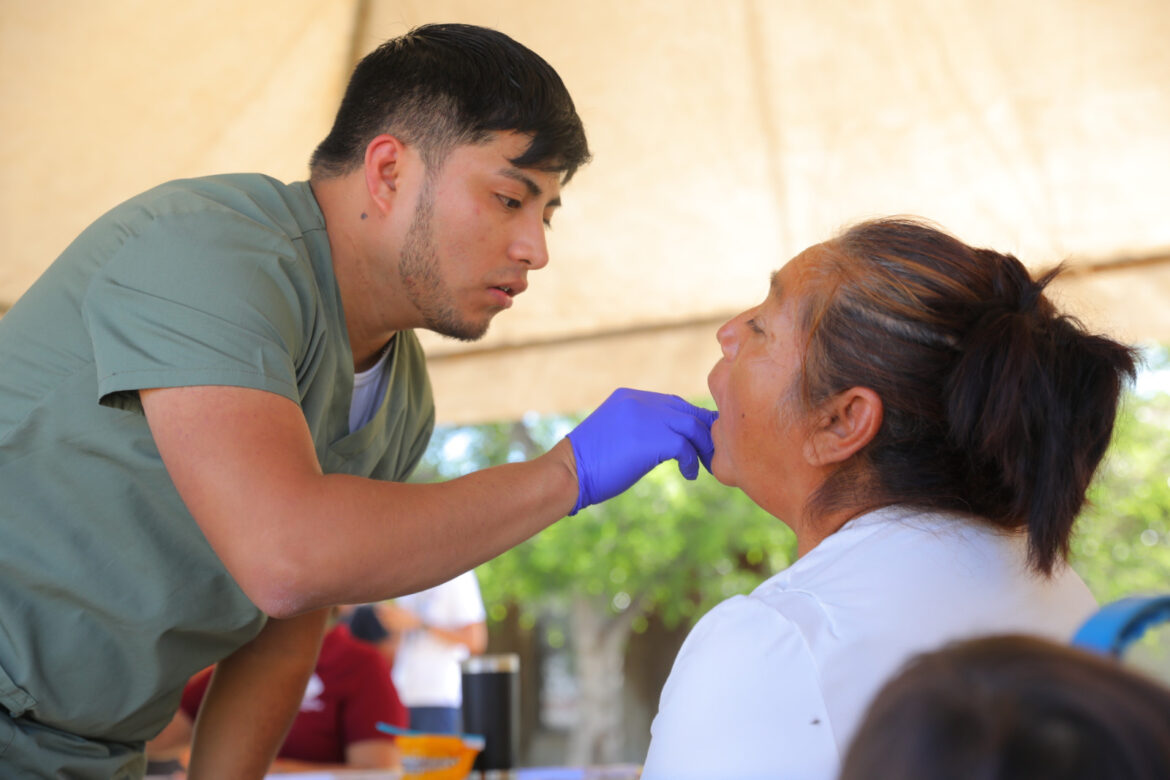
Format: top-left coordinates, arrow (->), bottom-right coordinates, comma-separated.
398,178 -> 490,343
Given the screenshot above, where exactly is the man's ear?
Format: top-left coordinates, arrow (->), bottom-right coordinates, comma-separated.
803,387 -> 883,466
363,134 -> 407,215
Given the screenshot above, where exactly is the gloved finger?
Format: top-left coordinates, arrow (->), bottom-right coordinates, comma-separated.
686,407 -> 718,472
674,405 -> 717,472
663,416 -> 706,481
674,443 -> 700,480
666,412 -> 716,460
686,404 -> 718,428
698,439 -> 715,474
657,394 -> 718,423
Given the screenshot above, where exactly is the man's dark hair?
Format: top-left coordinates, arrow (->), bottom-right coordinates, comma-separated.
310,23 -> 590,181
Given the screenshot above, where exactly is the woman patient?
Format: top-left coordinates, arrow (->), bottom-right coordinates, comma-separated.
641,217 -> 1137,780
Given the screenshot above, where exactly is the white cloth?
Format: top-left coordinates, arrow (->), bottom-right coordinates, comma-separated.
391,570 -> 487,707
642,505 -> 1097,780
348,338 -> 394,433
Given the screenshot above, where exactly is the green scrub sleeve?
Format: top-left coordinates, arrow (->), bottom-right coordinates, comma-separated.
82,209 -> 317,411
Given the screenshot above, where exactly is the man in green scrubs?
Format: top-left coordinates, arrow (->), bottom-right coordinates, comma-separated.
0,23 -> 716,780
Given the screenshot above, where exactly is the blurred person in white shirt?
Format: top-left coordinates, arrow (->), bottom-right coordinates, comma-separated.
379,570 -> 488,733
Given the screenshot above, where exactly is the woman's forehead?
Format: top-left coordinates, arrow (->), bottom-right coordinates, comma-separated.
767,270 -> 784,301
770,244 -> 830,299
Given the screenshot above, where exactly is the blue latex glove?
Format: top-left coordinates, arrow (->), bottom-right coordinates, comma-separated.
566,388 -> 718,515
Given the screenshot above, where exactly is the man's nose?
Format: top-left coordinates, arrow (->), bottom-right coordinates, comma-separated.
508,217 -> 550,269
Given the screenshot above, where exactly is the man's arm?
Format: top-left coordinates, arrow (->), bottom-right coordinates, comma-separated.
142,384 -> 577,616
431,621 -> 488,654
185,609 -> 329,779
141,385 -> 713,618
378,603 -> 488,654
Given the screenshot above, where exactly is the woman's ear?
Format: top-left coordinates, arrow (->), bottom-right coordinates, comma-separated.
803,387 -> 883,466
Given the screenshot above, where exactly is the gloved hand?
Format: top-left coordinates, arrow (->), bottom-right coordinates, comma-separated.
566,388 -> 718,515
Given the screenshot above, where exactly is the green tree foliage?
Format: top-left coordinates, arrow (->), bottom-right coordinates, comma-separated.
486,463 -> 797,632
1070,388 -> 1170,603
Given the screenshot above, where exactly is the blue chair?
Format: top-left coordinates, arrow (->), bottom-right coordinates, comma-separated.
1072,594 -> 1170,658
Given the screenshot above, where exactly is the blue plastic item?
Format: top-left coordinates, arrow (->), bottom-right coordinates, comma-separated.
1071,594 -> 1170,657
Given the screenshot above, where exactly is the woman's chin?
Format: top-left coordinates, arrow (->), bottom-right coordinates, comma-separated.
709,456 -> 736,487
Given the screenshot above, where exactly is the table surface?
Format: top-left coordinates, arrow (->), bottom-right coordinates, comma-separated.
147,765 -> 643,780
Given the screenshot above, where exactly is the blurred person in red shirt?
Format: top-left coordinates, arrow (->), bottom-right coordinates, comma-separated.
148,613 -> 407,772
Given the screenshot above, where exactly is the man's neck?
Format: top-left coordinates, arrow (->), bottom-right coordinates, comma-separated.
310,175 -> 406,372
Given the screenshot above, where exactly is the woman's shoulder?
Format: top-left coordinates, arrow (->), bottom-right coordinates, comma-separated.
669,591 -> 838,686
689,594 -> 809,645
646,596 -> 839,779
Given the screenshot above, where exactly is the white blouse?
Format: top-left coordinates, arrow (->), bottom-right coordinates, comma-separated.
642,506 -> 1097,780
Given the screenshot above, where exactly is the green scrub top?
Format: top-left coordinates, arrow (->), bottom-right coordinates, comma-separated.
0,174 -> 434,747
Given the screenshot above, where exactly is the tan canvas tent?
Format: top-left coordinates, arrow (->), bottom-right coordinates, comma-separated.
3,0 -> 1169,424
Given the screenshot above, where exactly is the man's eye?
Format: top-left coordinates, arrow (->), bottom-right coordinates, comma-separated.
498,195 -> 522,210
746,318 -> 764,334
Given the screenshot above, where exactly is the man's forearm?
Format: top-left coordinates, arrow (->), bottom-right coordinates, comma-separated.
237,440 -> 578,617
185,610 -> 329,779
423,621 -> 489,654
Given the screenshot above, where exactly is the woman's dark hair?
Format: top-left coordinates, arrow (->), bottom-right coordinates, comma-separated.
839,635 -> 1170,780
799,217 -> 1137,574
310,23 -> 590,180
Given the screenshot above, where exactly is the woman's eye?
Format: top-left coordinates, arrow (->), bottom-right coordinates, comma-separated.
746,318 -> 764,334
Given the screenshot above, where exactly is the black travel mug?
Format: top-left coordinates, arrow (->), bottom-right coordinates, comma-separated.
461,653 -> 520,774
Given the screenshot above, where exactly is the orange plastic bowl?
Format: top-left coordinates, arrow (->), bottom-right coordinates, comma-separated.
396,732 -> 484,780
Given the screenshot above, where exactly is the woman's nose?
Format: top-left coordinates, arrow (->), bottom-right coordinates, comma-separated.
716,316 -> 741,359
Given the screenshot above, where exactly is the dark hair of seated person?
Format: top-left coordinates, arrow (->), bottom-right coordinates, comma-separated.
801,218 -> 1137,573
839,634 -> 1170,780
